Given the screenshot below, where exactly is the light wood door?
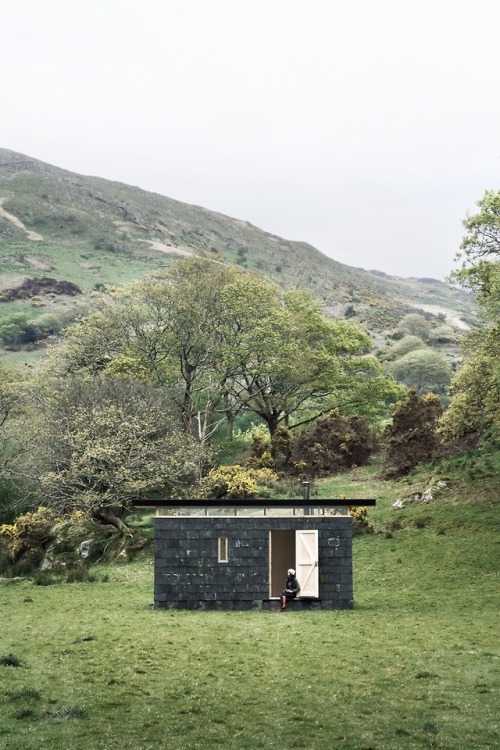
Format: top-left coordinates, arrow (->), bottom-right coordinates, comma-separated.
295,529 -> 319,597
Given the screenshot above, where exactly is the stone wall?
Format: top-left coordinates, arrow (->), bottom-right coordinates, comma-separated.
154,516 -> 353,610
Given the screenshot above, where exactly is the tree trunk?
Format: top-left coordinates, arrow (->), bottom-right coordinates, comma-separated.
95,510 -> 131,535
263,413 -> 280,438
226,413 -> 234,441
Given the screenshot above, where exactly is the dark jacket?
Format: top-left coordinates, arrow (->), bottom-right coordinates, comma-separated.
285,575 -> 300,594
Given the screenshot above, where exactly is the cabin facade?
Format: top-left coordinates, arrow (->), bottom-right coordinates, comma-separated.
135,497 -> 375,611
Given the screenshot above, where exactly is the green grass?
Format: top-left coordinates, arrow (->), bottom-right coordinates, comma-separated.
0,347 -> 47,370
1,486 -> 498,750
0,240 -> 171,293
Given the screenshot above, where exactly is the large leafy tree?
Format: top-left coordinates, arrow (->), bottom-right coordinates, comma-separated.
45,258 -> 403,438
222,285 -> 403,435
387,348 -> 452,395
442,191 -> 500,441
24,376 -> 201,532
49,259 -> 243,426
0,364 -> 29,521
0,363 -> 23,458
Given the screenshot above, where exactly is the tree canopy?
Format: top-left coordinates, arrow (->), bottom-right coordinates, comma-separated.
442,191 -> 500,442
397,313 -> 430,340
0,363 -> 26,472
24,375 -> 201,532
387,348 -> 452,395
46,258 -> 403,437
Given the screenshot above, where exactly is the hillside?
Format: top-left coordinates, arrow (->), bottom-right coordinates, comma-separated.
0,148 -> 477,360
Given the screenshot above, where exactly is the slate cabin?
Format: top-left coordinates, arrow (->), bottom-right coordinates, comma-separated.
135,496 -> 375,611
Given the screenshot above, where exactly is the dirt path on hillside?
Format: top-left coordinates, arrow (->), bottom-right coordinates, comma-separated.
138,238 -> 193,257
0,198 -> 44,241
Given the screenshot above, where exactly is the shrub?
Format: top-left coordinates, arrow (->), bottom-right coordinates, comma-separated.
198,465 -> 257,499
0,507 -> 61,569
65,565 -> 98,583
0,507 -> 95,575
244,450 -> 275,470
384,390 -> 443,475
198,465 -> 278,499
32,570 -> 58,586
250,428 -> 272,458
397,313 -> 430,340
243,426 -> 279,470
289,412 -> 376,477
350,506 -> 375,535
386,335 -> 427,360
270,427 -> 291,469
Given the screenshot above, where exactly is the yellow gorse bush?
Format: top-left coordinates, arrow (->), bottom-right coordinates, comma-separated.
0,506 -> 61,561
0,507 -> 91,563
199,465 -> 257,499
198,465 -> 280,499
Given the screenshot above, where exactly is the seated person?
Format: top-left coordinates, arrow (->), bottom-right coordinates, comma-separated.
280,568 -> 300,610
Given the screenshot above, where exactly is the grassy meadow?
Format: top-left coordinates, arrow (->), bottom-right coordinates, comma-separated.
1,468 -> 498,750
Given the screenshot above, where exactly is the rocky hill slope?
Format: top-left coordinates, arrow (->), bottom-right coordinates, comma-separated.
0,148 -> 477,356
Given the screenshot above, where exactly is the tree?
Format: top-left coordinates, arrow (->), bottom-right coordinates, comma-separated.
456,190 -> 500,266
23,375 -> 202,532
385,390 -> 443,475
47,260 -> 402,439
397,313 -> 430,340
0,364 -> 29,522
443,191 -> 500,442
45,258 -> 241,447
440,336 -> 500,442
219,285 -> 401,436
0,313 -> 29,347
387,348 -> 452,395
386,335 -> 427,360
451,189 -> 500,320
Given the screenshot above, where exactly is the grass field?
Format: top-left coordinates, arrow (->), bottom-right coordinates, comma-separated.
1,485 -> 498,750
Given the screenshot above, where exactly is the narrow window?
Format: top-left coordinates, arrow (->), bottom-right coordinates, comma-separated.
218,536 -> 228,563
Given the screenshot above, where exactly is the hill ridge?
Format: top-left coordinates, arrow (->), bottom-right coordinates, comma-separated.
0,148 -> 477,347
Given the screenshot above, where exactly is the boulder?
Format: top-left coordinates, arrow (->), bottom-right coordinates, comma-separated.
78,539 -> 102,560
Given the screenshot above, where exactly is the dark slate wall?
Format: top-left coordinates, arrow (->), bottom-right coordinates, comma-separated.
154,516 -> 353,610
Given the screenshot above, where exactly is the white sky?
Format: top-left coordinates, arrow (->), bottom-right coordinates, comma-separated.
2,0 -> 500,279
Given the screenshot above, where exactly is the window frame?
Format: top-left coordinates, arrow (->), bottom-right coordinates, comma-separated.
217,536 -> 229,563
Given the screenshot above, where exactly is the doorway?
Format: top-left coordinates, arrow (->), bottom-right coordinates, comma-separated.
269,529 -> 320,599
269,530 -> 295,598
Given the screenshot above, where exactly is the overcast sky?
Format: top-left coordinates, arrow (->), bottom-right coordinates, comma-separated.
2,1 -> 500,279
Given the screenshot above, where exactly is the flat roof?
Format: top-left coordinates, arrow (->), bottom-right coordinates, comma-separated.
133,498 -> 376,508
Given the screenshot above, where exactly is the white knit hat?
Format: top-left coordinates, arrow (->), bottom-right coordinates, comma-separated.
288,568 -> 295,575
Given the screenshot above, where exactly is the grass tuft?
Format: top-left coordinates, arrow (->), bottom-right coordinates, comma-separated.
13,708 -> 37,720
8,687 -> 42,701
42,706 -> 89,721
0,653 -> 23,667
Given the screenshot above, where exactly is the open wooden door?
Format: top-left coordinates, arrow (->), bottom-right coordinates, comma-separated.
295,529 -> 319,597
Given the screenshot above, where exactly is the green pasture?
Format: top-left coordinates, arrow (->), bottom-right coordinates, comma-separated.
1,487 -> 498,750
